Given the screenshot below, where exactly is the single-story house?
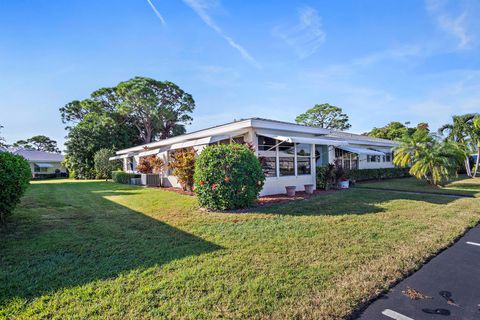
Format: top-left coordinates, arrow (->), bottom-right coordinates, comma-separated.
110,118 -> 397,196
1,147 -> 66,178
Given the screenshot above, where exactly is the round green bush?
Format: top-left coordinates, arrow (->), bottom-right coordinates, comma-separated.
194,144 -> 265,210
0,152 -> 31,223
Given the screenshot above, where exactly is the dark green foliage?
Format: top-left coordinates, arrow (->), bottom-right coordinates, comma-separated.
295,103 -> 351,130
94,148 -> 121,179
348,168 -> 411,182
316,164 -> 336,190
64,114 -> 138,179
0,152 -> 31,222
13,135 -> 60,153
194,144 -> 265,210
111,171 -> 139,184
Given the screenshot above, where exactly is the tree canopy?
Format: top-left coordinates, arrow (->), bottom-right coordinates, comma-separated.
60,76 -> 195,179
393,128 -> 464,185
13,135 -> 60,153
295,103 -> 351,130
366,122 -> 428,140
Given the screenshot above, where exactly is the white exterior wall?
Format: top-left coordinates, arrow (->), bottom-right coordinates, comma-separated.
357,154 -> 395,169
30,161 -> 66,176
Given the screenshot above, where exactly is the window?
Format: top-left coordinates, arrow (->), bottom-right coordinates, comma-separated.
315,145 -> 329,166
279,157 -> 295,176
385,153 -> 391,162
33,164 -> 48,173
334,148 -> 358,170
259,157 -> 276,177
297,143 -> 311,175
257,135 -> 314,178
367,155 -> 380,162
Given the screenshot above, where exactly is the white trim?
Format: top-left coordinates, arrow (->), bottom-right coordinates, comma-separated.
466,241 -> 480,247
35,163 -> 54,168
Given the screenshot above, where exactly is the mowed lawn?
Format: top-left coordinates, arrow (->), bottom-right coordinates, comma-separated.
357,175 -> 480,196
1,178 -> 480,319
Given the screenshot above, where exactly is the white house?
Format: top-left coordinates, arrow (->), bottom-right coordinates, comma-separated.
1,147 -> 66,178
110,118 -> 397,196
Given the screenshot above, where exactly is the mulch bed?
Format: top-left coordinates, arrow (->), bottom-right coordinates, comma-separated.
150,185 -> 340,211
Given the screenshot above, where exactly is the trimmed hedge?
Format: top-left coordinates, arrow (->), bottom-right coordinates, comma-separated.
348,167 -> 410,182
194,144 -> 265,210
0,152 -> 31,223
112,171 -> 140,184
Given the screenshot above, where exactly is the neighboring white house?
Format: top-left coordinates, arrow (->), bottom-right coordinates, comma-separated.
110,118 -> 397,196
1,147 -> 66,178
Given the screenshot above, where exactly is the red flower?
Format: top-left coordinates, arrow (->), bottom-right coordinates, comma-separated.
224,176 -> 230,182
212,183 -> 217,190
199,180 -> 205,185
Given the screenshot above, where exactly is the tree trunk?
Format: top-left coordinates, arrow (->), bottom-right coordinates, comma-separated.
473,146 -> 480,177
465,157 -> 472,177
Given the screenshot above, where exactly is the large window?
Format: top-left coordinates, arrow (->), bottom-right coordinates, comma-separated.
296,143 -> 311,175
33,164 -> 48,173
259,157 -> 277,177
334,148 -> 358,170
258,135 -> 314,178
315,145 -> 329,166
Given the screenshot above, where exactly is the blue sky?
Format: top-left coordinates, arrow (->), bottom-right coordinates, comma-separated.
1,0 -> 479,149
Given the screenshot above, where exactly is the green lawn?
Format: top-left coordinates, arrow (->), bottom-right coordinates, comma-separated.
356,175 -> 480,196
1,178 -> 480,319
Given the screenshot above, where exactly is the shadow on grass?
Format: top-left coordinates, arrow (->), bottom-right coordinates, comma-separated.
253,188 -> 458,216
0,181 -> 221,307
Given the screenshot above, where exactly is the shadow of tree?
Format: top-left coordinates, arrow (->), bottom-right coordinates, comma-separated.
0,181 -> 221,306
253,189 -> 458,216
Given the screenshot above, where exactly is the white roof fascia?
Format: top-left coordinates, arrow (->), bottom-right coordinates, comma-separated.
35,163 -> 54,168
116,120 -> 253,155
251,119 -> 331,135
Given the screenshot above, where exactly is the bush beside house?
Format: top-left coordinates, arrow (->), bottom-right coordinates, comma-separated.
168,148 -> 196,191
112,171 -> 140,184
94,148 -> 121,179
194,144 -> 265,210
0,152 -> 31,223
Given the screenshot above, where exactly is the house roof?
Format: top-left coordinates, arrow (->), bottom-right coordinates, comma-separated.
114,117 -> 396,155
3,147 -> 64,162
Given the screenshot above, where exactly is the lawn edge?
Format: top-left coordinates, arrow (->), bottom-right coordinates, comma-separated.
354,186 -> 475,198
347,220 -> 480,320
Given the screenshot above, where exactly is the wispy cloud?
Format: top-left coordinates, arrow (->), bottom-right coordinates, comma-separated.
146,0 -> 166,26
183,0 -> 260,68
426,0 -> 472,49
273,6 -> 326,58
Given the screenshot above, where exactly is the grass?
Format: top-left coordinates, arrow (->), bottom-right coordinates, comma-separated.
1,178 -> 480,319
356,175 -> 480,197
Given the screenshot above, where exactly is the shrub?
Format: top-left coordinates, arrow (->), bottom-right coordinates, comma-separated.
94,148 -> 121,180
348,167 -> 410,182
112,171 -> 139,184
136,155 -> 164,174
168,148 -> 196,191
0,152 -> 31,223
316,164 -> 336,190
194,144 -> 265,210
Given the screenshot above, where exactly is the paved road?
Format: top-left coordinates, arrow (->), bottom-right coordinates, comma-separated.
356,225 -> 480,320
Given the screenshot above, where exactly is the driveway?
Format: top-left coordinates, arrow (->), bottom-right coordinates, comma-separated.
356,225 -> 480,320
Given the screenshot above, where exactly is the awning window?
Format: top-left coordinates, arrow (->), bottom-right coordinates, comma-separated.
35,163 -> 53,168
258,133 -> 347,147
338,146 -> 385,156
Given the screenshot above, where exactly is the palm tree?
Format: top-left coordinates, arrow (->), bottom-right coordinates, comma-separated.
469,116 -> 480,177
394,129 -> 465,186
438,114 -> 475,176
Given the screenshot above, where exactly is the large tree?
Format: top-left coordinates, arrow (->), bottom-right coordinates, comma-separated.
60,76 -> 194,178
295,103 -> 351,130
366,122 -> 428,140
13,135 -> 61,153
60,77 -> 195,144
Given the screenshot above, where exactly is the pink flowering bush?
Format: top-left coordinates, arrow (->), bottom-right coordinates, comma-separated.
194,143 -> 265,210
